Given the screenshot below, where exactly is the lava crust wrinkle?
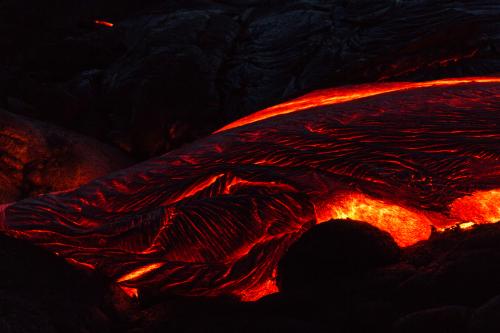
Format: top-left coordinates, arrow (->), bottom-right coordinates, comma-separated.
0,77 -> 499,300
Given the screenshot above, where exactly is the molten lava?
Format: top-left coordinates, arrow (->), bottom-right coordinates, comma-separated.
0,77 -> 498,301
315,193 -> 433,247
449,189 -> 500,224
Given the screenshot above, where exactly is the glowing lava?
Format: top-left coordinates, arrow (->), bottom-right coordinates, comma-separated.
450,189 -> 500,224
216,77 -> 500,133
94,20 -> 114,27
0,76 -> 498,301
315,193 -> 434,247
117,262 -> 165,283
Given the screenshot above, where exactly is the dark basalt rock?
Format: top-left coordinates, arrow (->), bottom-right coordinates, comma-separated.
1,1 -> 499,157
265,223 -> 500,333
0,109 -> 132,203
393,305 -> 471,333
399,249 -> 500,308
397,223 -> 500,309
0,234 -> 113,333
469,295 -> 500,333
277,219 -> 401,292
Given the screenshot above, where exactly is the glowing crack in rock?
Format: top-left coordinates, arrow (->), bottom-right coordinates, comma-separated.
94,20 -> 114,27
0,77 -> 498,301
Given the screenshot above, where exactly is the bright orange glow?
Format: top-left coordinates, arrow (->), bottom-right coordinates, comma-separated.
117,262 -> 164,283
216,77 -> 500,133
458,222 -> 475,230
120,286 -> 139,298
450,189 -> 500,224
94,20 -> 114,27
315,193 -> 433,247
314,189 -> 500,247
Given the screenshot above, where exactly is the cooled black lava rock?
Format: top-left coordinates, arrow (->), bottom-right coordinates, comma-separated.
277,219 -> 400,292
469,295 -> 500,333
397,223 -> 500,309
0,235 -> 113,333
393,305 -> 471,333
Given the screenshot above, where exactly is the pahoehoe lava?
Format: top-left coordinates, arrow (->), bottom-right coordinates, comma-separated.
0,77 -> 499,301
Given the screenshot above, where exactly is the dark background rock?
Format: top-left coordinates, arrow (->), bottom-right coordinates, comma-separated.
0,234 -> 114,332
397,224 -> 500,310
393,306 -> 471,333
1,1 -> 499,158
277,219 -> 400,292
469,295 -> 500,333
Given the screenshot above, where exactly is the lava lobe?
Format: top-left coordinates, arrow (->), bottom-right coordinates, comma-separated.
0,77 -> 499,300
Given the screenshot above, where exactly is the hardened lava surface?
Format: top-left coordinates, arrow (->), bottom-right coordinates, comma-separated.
0,78 -> 499,300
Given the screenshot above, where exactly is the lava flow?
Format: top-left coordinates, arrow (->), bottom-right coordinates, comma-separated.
0,77 -> 499,301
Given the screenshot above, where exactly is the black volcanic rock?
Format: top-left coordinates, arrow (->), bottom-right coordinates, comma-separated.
397,223 -> 500,309
259,224 -> 500,333
393,305 -> 471,333
0,234 -> 113,333
1,1 -> 499,157
277,220 -> 400,292
469,295 -> 500,333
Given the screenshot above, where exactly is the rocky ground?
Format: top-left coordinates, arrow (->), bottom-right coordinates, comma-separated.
2,220 -> 500,332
